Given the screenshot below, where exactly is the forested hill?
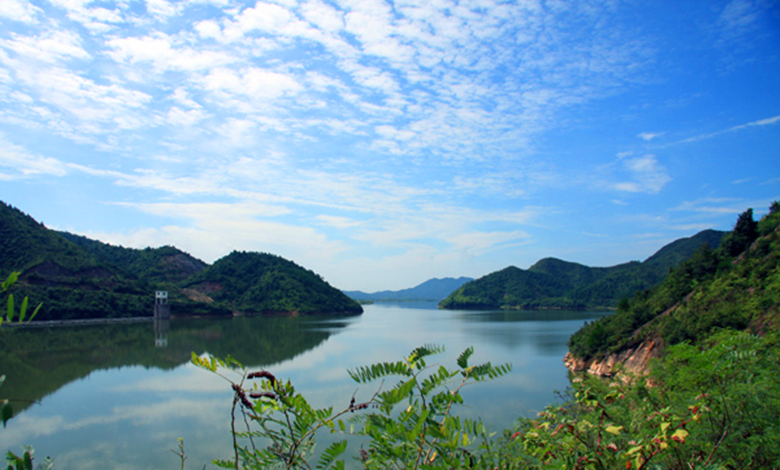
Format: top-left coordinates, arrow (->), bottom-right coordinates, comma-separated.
0,201 -> 362,320
344,277 -> 474,301
0,201 -> 155,320
568,204 -> 780,363
183,251 -> 363,315
59,232 -> 208,284
438,229 -> 726,310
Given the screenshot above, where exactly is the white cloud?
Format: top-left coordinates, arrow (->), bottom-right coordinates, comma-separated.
170,88 -> 202,109
315,215 -> 361,229
0,0 -> 41,23
47,0 -> 125,33
194,19 -> 222,39
0,29 -> 90,63
144,0 -> 180,19
676,114 -> 780,144
201,67 -> 303,103
608,154 -> 671,194
25,66 -> 151,118
670,198 -> 747,215
638,132 -> 663,141
0,135 -> 68,178
718,0 -> 762,38
107,34 -> 236,73
89,201 -> 348,265
301,0 -> 345,32
220,1 -> 306,42
166,106 -> 206,126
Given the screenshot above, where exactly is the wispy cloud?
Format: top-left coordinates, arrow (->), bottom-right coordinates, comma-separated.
716,0 -> 766,42
600,154 -> 672,195
670,197 -> 751,215
0,133 -> 68,179
3,0 -> 658,173
675,114 -> 780,144
638,132 -> 664,141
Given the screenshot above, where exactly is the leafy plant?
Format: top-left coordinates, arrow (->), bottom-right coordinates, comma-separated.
348,344 -> 512,469
1,274 -> 51,469
191,353 -> 354,470
1,272 -> 42,426
192,345 -> 512,469
1,272 -> 41,327
650,330 -> 780,467
4,446 -> 53,470
517,374 -> 703,470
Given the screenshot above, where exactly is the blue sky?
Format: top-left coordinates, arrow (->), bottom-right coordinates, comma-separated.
1,0 -> 778,292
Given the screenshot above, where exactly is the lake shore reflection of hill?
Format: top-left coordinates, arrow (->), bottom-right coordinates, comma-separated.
0,314 -> 355,416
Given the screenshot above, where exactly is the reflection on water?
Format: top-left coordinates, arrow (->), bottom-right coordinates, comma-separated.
0,304 -> 610,470
0,314 -> 357,416
458,309 -> 612,323
154,318 -> 169,348
455,309 -> 612,355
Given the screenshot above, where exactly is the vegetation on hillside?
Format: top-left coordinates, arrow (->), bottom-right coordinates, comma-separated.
438,229 -> 725,310
59,232 -> 207,283
568,204 -> 780,361
0,201 -> 362,320
516,329 -> 780,469
183,251 -> 362,315
0,202 -> 158,320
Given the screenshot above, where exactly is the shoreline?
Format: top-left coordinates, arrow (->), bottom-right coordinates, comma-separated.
2,316 -> 155,328
1,309 -> 363,329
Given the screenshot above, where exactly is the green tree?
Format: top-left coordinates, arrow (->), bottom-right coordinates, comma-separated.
721,208 -> 758,257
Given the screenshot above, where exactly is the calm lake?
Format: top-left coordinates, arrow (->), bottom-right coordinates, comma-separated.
0,302 -> 610,469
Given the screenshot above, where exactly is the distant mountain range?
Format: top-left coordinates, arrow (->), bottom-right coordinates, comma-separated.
439,229 -> 726,310
344,277 -> 474,301
0,201 -> 362,320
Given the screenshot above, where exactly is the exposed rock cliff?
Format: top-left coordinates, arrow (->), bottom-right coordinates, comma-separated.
563,338 -> 663,377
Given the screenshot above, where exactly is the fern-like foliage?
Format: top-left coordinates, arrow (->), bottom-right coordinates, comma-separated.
353,345 -> 512,469
194,345 -> 512,470
347,360 -> 413,383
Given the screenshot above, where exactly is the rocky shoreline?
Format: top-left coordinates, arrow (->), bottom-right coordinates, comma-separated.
563,338 -> 662,378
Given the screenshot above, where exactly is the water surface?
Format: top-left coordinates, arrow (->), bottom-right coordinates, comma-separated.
0,303 -> 609,469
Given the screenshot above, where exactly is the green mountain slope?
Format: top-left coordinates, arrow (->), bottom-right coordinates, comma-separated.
1,201 -> 362,320
0,202 -> 156,320
439,229 -> 726,310
568,205 -> 780,362
1,202 -> 105,274
183,251 -> 362,315
59,232 -> 208,284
